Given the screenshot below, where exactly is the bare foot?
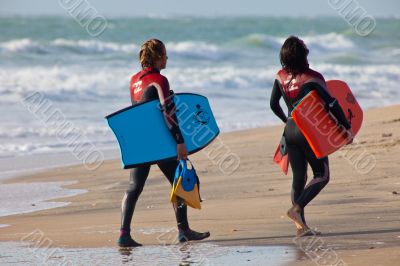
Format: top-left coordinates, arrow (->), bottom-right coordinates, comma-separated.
300,215 -> 322,236
307,227 -> 322,235
296,226 -> 322,237
296,228 -> 312,237
287,205 -> 306,230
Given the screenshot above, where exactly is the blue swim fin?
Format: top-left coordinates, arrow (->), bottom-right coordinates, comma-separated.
170,159 -> 201,209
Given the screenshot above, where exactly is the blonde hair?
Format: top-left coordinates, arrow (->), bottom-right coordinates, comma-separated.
139,39 -> 165,68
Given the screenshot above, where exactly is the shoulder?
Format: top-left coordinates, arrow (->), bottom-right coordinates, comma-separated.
130,70 -> 141,82
306,68 -> 325,82
158,73 -> 169,86
149,72 -> 169,90
276,68 -> 287,77
275,69 -> 287,83
302,68 -> 328,91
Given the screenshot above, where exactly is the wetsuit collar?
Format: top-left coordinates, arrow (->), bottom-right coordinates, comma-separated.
143,67 -> 160,73
139,67 -> 160,79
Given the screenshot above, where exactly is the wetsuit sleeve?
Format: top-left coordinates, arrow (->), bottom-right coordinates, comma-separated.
310,82 -> 351,130
270,79 -> 288,123
155,78 -> 185,144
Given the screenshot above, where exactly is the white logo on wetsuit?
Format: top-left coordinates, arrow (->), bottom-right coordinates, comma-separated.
285,78 -> 299,91
133,80 -> 142,94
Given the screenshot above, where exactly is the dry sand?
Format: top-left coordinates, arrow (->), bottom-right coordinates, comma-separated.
1,105 -> 400,265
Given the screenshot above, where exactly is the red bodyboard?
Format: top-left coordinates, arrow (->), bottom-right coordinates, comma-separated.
291,80 -> 363,158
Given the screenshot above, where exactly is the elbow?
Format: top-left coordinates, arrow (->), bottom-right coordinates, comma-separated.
270,100 -> 278,113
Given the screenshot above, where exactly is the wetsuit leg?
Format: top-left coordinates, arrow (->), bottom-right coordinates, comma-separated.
297,146 -> 329,208
287,143 -> 308,204
157,160 -> 190,231
121,165 -> 151,232
286,141 -> 308,222
285,119 -> 330,209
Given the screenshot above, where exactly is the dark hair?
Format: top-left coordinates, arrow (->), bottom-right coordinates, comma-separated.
280,36 -> 309,76
139,39 -> 165,68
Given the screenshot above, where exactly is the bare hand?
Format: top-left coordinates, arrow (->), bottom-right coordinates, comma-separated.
177,143 -> 188,160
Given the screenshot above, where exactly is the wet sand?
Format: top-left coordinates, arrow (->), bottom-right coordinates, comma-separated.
1,105 -> 400,265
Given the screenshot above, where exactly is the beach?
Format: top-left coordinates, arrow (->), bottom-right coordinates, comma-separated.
1,14 -> 400,265
1,104 -> 399,265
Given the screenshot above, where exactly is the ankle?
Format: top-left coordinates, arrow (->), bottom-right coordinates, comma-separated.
292,204 -> 303,213
178,227 -> 190,234
178,222 -> 190,233
120,229 -> 131,237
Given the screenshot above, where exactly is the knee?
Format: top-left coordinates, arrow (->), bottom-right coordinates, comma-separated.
321,162 -> 330,185
126,184 -> 144,201
321,171 -> 330,186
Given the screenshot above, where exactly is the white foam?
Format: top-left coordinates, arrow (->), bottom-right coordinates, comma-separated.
0,38 -> 136,54
0,126 -> 110,142
243,33 -> 284,49
0,65 -> 130,103
0,38 -> 225,59
52,38 -> 137,54
0,181 -> 87,217
316,63 -> 400,98
391,49 -> 400,56
0,63 -> 399,148
303,32 -> 355,51
0,38 -> 43,53
242,32 -> 355,52
165,66 -> 275,90
4,63 -> 398,104
0,65 -> 274,104
167,41 -> 223,60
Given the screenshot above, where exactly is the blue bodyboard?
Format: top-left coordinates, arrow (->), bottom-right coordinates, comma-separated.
106,93 -> 219,168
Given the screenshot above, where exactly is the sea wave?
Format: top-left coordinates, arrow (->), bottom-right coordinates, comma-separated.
1,63 -> 400,156
241,32 -> 355,52
0,38 -> 225,60
1,63 -> 400,103
316,63 -> 400,102
0,33 -> 355,59
0,38 -> 136,54
302,32 -> 355,51
0,65 -> 130,103
0,126 -> 109,139
0,65 -> 274,103
167,41 -> 224,60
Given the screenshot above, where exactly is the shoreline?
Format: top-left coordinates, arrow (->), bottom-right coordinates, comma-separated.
1,104 -> 400,265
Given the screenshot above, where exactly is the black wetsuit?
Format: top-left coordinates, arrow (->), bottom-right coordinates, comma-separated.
120,68 -> 189,234
270,69 -> 350,213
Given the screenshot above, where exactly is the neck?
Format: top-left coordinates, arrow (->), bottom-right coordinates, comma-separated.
143,66 -> 160,72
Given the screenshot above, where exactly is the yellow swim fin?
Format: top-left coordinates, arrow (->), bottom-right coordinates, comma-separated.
173,177 -> 201,209
170,159 -> 202,209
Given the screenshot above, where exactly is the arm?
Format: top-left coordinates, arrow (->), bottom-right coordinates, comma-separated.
306,81 -> 351,130
149,81 -> 185,144
270,79 -> 288,123
162,93 -> 185,144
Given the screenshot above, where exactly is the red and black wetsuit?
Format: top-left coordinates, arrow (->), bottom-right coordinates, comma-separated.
270,68 -> 350,219
121,67 -> 189,235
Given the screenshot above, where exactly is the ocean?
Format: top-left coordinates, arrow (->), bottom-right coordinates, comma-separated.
0,16 -> 399,176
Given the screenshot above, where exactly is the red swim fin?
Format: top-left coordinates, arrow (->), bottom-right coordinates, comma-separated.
273,144 -> 289,175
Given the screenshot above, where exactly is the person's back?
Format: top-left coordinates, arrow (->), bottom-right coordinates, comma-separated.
130,67 -> 169,104
275,68 -> 326,110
